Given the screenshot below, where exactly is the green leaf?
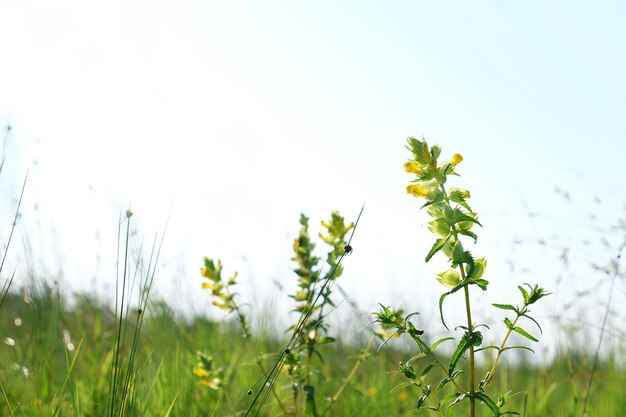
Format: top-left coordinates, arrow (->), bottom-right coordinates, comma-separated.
417,394 -> 428,409
449,334 -> 471,374
407,352 -> 428,363
420,361 -> 438,381
474,391 -> 501,417
513,326 -> 539,342
438,292 -> 451,329
449,332 -> 482,374
391,382 -> 412,393
449,393 -> 466,407
500,345 -> 535,354
426,235 -> 451,262
436,370 -> 463,392
475,345 -> 500,353
457,228 -> 478,242
440,392 -> 460,405
503,317 -> 514,330
492,303 -> 517,312
518,285 -> 530,303
471,278 -> 488,290
520,313 -> 543,334
453,208 -> 482,227
431,337 -> 455,351
451,241 -> 465,263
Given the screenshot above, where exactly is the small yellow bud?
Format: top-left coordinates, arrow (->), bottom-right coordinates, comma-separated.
403,161 -> 423,175
450,154 -> 463,166
406,184 -> 430,198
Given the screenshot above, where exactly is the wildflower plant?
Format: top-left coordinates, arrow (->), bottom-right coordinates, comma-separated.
283,212 -> 354,415
197,210 -> 365,417
374,137 -> 550,417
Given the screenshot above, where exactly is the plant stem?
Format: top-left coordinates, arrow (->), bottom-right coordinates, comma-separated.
484,308 -> 525,387
461,267 -> 475,417
443,187 -> 476,416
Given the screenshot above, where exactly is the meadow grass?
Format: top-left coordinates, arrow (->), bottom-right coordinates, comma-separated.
1,284 -> 625,417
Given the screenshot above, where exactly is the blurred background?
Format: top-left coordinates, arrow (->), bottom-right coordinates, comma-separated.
1,1 -> 625,360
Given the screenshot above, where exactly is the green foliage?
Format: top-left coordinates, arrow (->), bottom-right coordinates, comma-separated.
375,136 -> 551,417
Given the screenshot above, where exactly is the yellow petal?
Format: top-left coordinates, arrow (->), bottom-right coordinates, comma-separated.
450,153 -> 463,166
193,365 -> 208,377
403,161 -> 423,175
406,184 -> 430,198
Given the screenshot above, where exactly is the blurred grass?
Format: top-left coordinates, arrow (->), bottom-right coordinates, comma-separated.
0,284 -> 624,417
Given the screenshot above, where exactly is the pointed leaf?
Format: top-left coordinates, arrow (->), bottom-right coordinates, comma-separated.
518,285 -> 530,303
492,304 -> 517,312
436,370 -> 463,392
474,391 -> 501,417
449,338 -> 470,374
458,228 -> 478,242
420,361 -> 438,381
513,326 -> 538,342
431,337 -> 455,351
439,292 -> 451,330
391,382 -> 412,393
475,345 -> 500,353
449,393 -> 466,407
503,317 -> 514,330
426,235 -> 451,262
501,345 -> 535,354
520,313 -> 544,334
453,208 -> 482,227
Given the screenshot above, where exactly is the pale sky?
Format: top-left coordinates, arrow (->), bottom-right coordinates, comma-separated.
1,1 -> 625,354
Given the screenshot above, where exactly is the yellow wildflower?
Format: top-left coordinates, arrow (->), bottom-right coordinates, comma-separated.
450,153 -> 463,166
406,184 -> 430,198
403,161 -> 423,175
193,365 -> 208,378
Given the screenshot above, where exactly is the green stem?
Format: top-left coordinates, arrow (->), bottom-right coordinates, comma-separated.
484,307 -> 527,387
442,185 -> 476,416
460,266 -> 475,417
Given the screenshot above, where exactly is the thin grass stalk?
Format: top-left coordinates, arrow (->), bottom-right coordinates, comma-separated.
582,236 -> 626,415
109,212 -> 133,416
0,172 -> 27,312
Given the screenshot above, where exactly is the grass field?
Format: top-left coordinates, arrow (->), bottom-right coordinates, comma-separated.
1,280 -> 625,417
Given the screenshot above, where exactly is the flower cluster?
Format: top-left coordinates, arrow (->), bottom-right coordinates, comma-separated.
200,257 -> 250,338
404,136 -> 487,291
200,258 -> 239,312
193,351 -> 224,390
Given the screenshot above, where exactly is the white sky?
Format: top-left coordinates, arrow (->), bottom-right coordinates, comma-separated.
1,1 -> 626,355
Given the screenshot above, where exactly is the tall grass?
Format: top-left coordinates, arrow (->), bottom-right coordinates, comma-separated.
1,286 -> 625,416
